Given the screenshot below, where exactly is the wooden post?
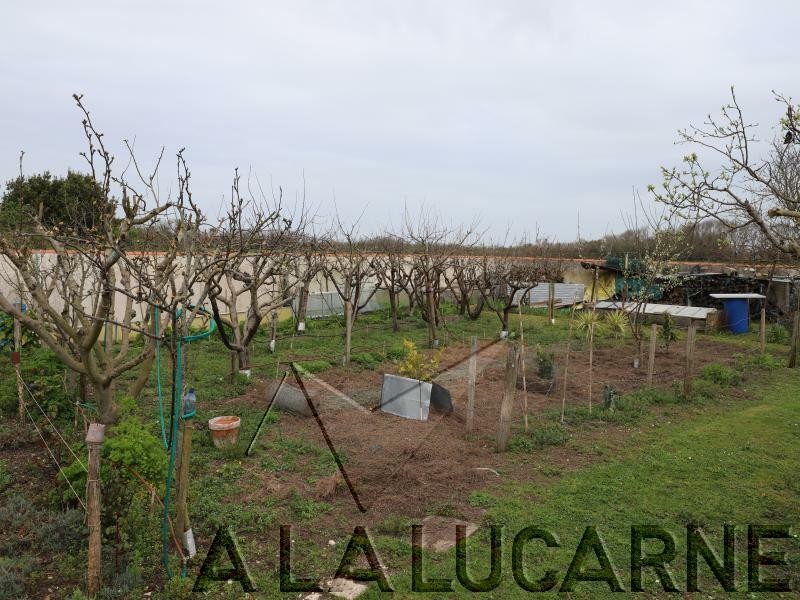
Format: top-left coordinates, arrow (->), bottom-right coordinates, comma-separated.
13,315 -> 24,423
587,319 -> 594,413
591,266 -> 599,303
790,305 -> 800,369
174,418 -> 193,558
497,343 -> 518,452
560,301 -> 578,424
466,336 -> 477,434
518,302 -> 529,433
759,306 -> 766,355
683,321 -> 697,396
647,323 -> 657,386
548,282 -> 555,324
86,423 -> 106,599
269,310 -> 277,353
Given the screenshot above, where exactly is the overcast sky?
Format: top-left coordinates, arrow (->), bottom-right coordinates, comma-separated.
1,1 -> 798,241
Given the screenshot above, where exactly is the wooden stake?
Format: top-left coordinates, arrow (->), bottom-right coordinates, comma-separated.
548,282 -> 555,324
518,302 -> 528,433
560,301 -> 578,424
759,306 -> 766,355
497,343 -> 518,452
466,336 -> 477,435
683,321 -> 697,396
86,423 -> 105,599
790,305 -> 800,369
647,323 -> 657,386
587,319 -> 594,413
13,315 -> 24,423
174,418 -> 193,556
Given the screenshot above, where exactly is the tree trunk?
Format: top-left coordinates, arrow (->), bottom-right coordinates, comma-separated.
296,284 -> 309,333
94,381 -> 117,425
175,418 -> 194,559
128,347 -> 156,400
389,289 -> 399,332
344,300 -> 353,365
426,286 -> 438,348
237,346 -> 251,373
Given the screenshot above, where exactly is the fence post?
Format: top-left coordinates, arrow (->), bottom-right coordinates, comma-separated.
13,313 -> 24,423
587,320 -> 594,413
683,321 -> 697,396
790,305 -> 800,369
86,423 -> 106,599
548,282 -> 555,324
496,343 -> 518,452
466,336 -> 477,435
759,307 -> 766,355
518,301 -> 529,433
647,323 -> 657,386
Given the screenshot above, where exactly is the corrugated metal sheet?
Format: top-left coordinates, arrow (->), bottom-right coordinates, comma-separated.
294,288 -> 382,318
514,283 -> 586,306
594,301 -> 716,320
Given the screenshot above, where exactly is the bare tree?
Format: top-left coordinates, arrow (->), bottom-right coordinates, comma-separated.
401,207 -> 479,348
372,235 -> 413,332
208,173 -> 307,374
653,87 -> 800,259
324,217 -> 380,365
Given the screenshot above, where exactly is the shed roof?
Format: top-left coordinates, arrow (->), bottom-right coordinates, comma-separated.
594,300 -> 717,320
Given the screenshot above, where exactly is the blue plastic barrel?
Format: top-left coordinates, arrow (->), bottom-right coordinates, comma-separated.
722,298 -> 750,334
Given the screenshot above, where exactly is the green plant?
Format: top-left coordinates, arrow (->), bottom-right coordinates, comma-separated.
660,313 -> 677,350
508,423 -> 568,452
351,351 -> 383,369
296,359 -> 332,374
0,311 -> 39,352
374,514 -> 412,536
288,490 -> 330,520
468,491 -> 497,508
603,310 -> 629,339
701,363 -> 741,386
397,339 -> 441,382
766,323 -> 790,344
535,345 -> 554,379
575,310 -> 601,339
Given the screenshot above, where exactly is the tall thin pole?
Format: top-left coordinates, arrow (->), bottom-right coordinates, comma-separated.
13,312 -> 24,423
683,321 -> 697,396
86,423 -> 106,599
560,300 -> 578,424
466,336 -> 477,435
759,306 -> 766,355
518,301 -> 529,433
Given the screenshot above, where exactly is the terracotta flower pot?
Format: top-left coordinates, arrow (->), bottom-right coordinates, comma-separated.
208,415 -> 241,449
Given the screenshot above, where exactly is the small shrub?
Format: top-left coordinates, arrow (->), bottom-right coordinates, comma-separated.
682,379 -> 720,403
628,386 -> 676,405
702,363 -> 741,386
604,311 -> 629,339
386,345 -> 405,361
535,346 -> 555,379
398,339 -> 441,382
766,323 -> 790,344
741,353 -> 782,370
660,314 -> 677,350
509,423 -> 568,452
575,311 -> 601,339
351,352 -> 382,369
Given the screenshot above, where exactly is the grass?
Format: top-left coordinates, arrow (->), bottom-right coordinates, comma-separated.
360,367 -> 800,598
